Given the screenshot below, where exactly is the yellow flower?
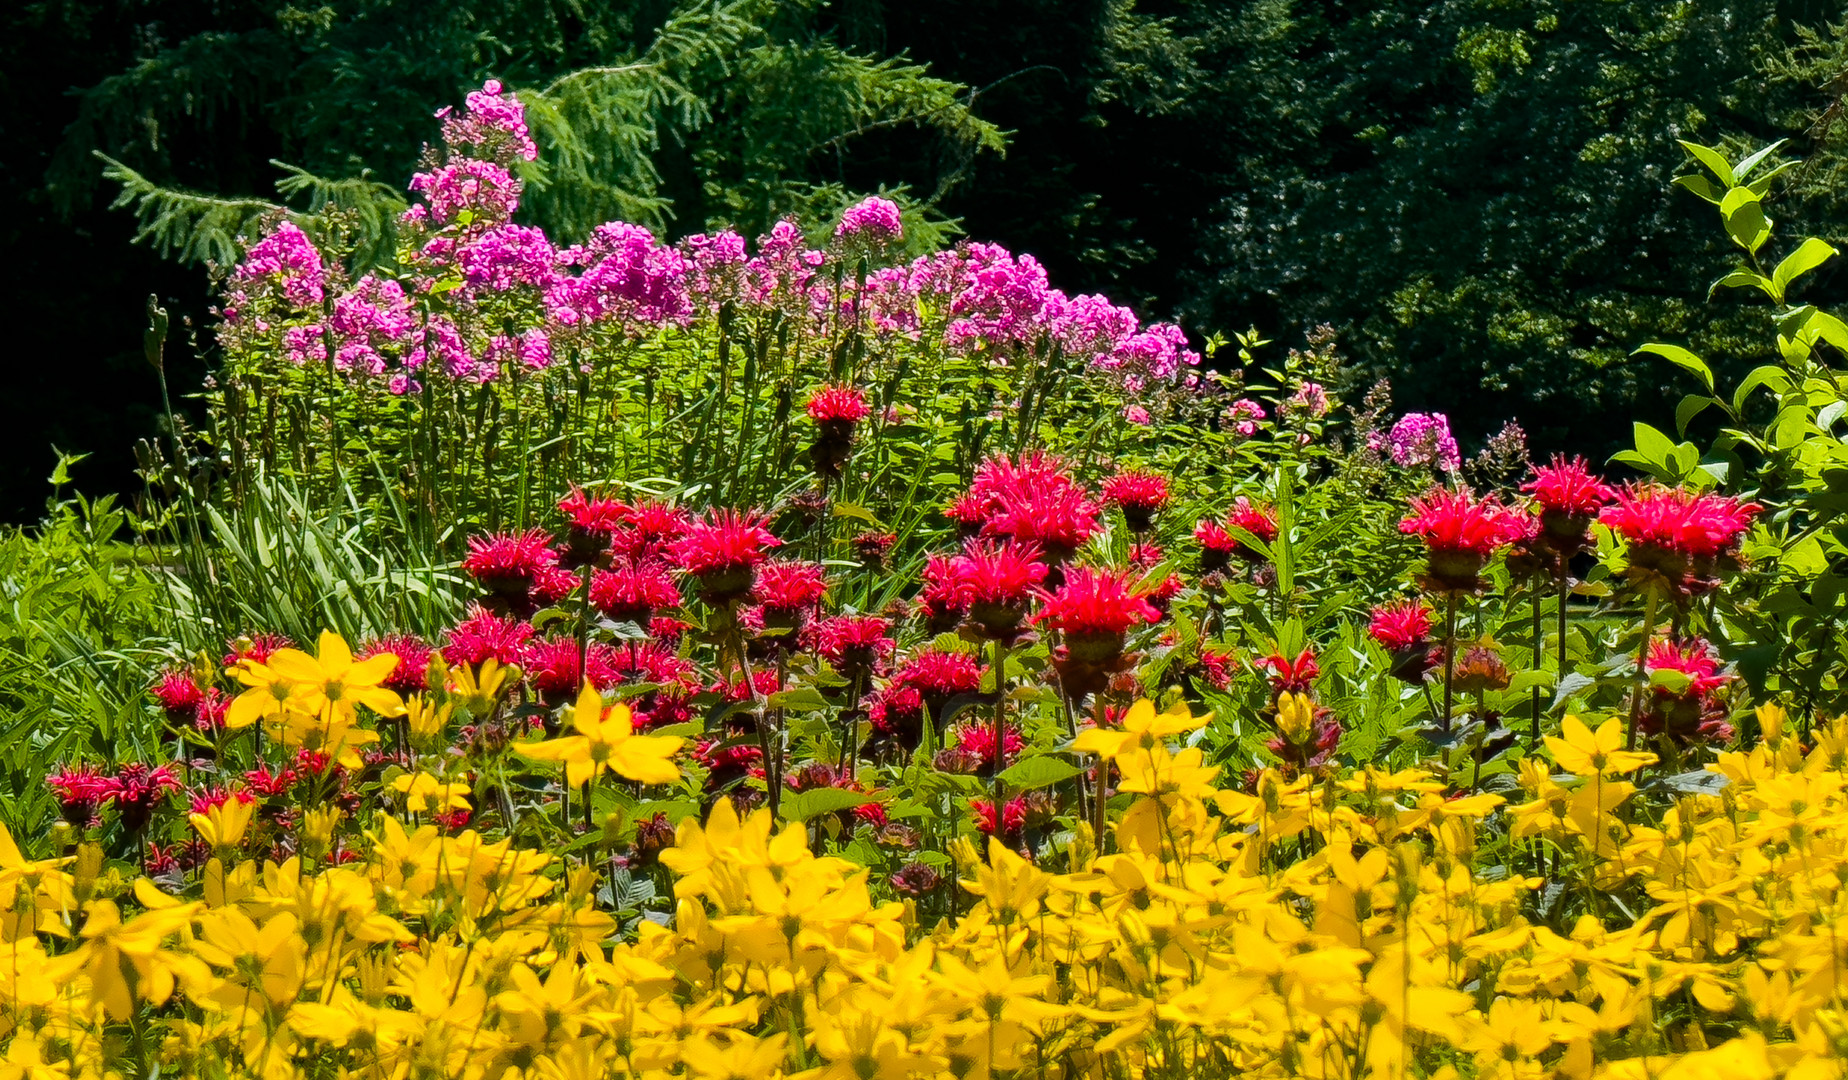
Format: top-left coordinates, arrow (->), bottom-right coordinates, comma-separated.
225,657 -> 305,730
190,908 -> 307,1010
514,682 -> 683,788
1070,698 -> 1203,761
403,694 -> 454,747
391,772 -> 472,813
1544,715 -> 1656,776
189,797 -> 255,852
267,630 -> 405,721
680,1031 -> 788,1080
1276,691 -> 1316,744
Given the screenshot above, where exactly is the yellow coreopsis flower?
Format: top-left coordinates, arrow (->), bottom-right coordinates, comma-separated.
680,1031 -> 788,1080
514,682 -> 683,788
268,630 -> 406,722
225,656 -> 307,730
1071,698 -> 1203,761
190,908 -> 307,1011
1545,715 -> 1656,776
391,772 -> 472,813
189,797 -> 255,852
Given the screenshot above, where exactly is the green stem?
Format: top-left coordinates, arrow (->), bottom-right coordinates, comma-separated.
990,638 -> 1009,808
1441,591 -> 1459,733
1626,589 -> 1662,752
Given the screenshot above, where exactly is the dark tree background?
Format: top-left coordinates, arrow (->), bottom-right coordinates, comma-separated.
6,0 -> 1848,521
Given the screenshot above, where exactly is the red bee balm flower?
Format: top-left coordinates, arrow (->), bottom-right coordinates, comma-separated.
806,384 -> 870,427
462,529 -> 560,599
1522,455 -> 1616,552
1642,636 -> 1736,745
557,488 -> 629,566
1367,600 -> 1432,652
590,561 -> 681,625
1034,567 -> 1159,660
1399,488 -> 1530,592
1101,469 -> 1171,532
960,452 -> 1100,561
894,648 -> 986,715
753,560 -> 829,615
1599,485 -> 1760,598
807,384 -> 870,477
807,614 -> 894,678
151,670 -> 205,721
1197,497 -> 1278,570
443,605 -> 534,666
358,634 -> 434,696
669,509 -> 782,603
608,501 -> 692,563
1368,600 -> 1438,684
948,539 -> 1048,640
1255,649 -> 1319,695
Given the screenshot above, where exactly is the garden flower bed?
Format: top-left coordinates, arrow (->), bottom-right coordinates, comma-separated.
5,81 -> 1847,1080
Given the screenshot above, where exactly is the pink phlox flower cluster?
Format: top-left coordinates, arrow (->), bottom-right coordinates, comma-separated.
681,230 -> 749,310
1106,322 -> 1199,382
327,275 -> 414,376
744,219 -> 828,312
407,316 -> 470,379
1287,382 -> 1330,418
1225,398 -> 1266,438
835,196 -> 903,245
229,222 -> 327,312
943,243 -> 1054,353
559,222 -> 693,328
483,328 -> 554,376
456,224 -> 560,295
438,79 -> 538,163
1387,413 -> 1461,472
409,158 -> 522,227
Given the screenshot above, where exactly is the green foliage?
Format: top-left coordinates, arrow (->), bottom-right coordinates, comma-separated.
0,468 -> 173,830
1626,138 -> 1848,709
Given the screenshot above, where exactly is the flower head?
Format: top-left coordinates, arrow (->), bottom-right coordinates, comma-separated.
1034,567 -> 1159,648
1100,469 -> 1170,532
670,509 -> 782,603
357,634 -> 435,697
807,614 -> 895,678
835,196 -> 904,245
1388,413 -> 1461,472
1599,484 -> 1760,598
461,529 -> 559,602
948,539 -> 1048,640
1367,600 -> 1432,653
806,384 -> 871,427
1399,488 -> 1529,592
590,560 -> 681,625
444,605 -> 535,667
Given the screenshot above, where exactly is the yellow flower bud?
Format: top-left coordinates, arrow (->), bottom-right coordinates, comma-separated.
1277,691 -> 1316,745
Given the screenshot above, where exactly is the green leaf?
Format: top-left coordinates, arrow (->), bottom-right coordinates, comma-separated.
1675,394 -> 1714,437
1720,187 -> 1770,254
1708,269 -> 1777,303
1733,140 -> 1787,182
1635,344 -> 1713,392
1671,174 -> 1723,205
1732,365 -> 1791,414
831,503 -> 882,526
766,687 -> 832,712
1648,668 -> 1693,694
782,787 -> 876,822
1773,238 -> 1839,301
1632,422 -> 1676,468
1677,140 -> 1736,187
998,756 -> 1084,790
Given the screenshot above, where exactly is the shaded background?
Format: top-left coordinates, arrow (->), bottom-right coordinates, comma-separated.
6,0 -> 1848,521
